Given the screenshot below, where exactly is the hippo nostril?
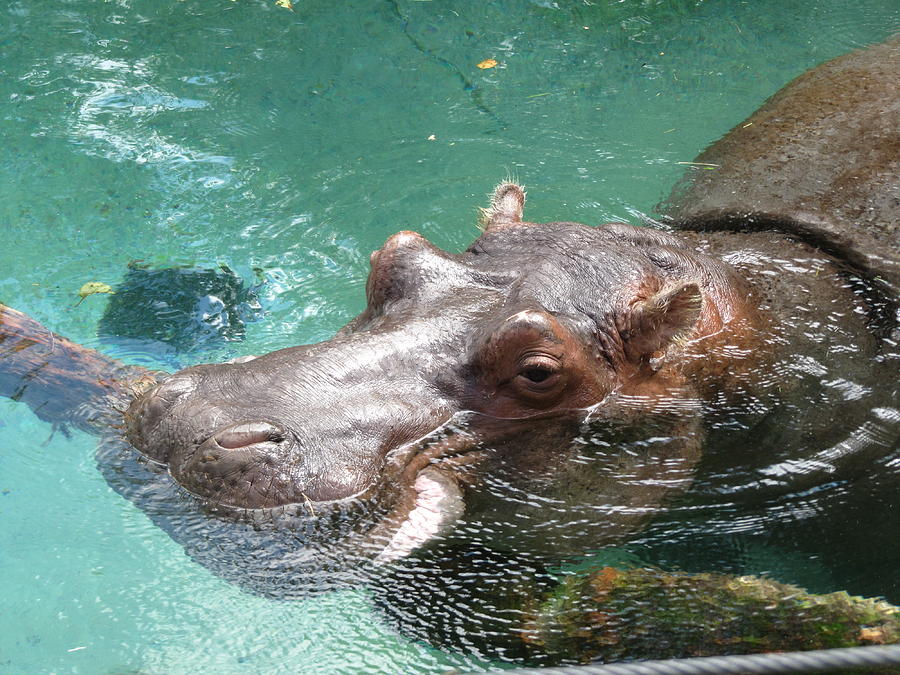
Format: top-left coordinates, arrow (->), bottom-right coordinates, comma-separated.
214,421 -> 285,449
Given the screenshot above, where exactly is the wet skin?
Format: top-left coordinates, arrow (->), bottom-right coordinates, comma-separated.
123,173 -> 891,566
124,182 -> 768,556
123,38 -> 898,564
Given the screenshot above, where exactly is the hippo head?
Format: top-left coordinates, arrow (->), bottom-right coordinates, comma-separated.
124,183 -> 762,561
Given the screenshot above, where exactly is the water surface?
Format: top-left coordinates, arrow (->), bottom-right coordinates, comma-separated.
1,1 -> 898,672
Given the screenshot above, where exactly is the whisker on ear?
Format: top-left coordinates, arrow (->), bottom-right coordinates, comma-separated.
479,181 -> 526,230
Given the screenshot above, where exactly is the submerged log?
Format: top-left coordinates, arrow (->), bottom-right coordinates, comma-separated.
522,566 -> 899,664
0,304 -> 156,433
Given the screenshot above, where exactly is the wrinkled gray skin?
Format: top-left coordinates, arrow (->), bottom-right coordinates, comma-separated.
124,36 -> 898,565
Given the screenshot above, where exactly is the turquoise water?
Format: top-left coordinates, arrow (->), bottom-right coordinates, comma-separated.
1,1 -> 899,672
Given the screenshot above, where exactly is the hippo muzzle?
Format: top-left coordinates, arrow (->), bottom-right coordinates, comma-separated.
126,346 -> 455,510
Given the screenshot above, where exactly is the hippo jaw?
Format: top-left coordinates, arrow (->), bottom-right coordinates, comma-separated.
125,366 -> 489,563
124,182 -> 765,561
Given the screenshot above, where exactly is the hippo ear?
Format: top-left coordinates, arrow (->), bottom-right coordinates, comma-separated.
479,182 -> 525,230
624,281 -> 702,362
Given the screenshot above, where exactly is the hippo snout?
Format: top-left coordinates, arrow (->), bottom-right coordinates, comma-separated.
125,372 -> 310,508
124,372 -> 200,464
125,369 -> 391,510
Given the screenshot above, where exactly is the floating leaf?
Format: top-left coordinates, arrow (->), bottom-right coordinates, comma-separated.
275,0 -> 294,9
476,58 -> 498,70
76,281 -> 115,306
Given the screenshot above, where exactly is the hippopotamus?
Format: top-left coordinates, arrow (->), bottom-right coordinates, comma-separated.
0,37 -> 896,609
122,182 -> 753,563
369,37 -> 900,657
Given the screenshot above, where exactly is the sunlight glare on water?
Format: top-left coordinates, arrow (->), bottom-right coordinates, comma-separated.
1,0 -> 898,672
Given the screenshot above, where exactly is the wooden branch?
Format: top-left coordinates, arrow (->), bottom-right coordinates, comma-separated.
0,304 -> 157,432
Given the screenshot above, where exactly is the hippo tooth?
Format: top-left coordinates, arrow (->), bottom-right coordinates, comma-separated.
375,467 -> 465,564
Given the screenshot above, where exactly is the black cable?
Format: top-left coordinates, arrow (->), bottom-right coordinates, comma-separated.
499,645 -> 900,675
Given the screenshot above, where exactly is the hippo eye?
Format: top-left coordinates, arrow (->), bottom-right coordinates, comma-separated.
515,355 -> 562,393
521,367 -> 552,383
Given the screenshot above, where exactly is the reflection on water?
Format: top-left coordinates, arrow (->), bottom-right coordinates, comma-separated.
366,264 -> 897,664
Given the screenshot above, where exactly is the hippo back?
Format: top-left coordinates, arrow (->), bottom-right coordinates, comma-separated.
663,35 -> 900,294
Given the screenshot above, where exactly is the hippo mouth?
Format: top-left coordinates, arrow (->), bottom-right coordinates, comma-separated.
143,409 -> 488,563
358,407 -> 594,563
353,413 -> 492,564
